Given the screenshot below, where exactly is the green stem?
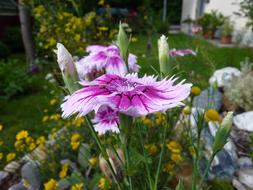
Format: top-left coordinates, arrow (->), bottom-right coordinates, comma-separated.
137,123 -> 153,189
85,116 -> 123,190
153,119 -> 168,190
199,153 -> 215,188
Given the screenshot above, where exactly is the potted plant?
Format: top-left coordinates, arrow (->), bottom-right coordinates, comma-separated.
198,11 -> 225,39
220,19 -> 234,44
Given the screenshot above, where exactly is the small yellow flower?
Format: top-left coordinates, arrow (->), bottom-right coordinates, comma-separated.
25,136 -> 34,144
6,153 -> 16,162
191,86 -> 201,96
182,106 -> 192,115
145,144 -> 158,155
44,179 -> 58,190
89,157 -> 97,167
16,130 -> 29,140
74,34 -> 81,41
71,142 -> 80,150
36,136 -> 46,145
204,109 -> 220,122
71,133 -> 81,142
59,163 -> 69,179
50,99 -> 57,106
15,140 -> 25,151
29,143 -> 36,151
71,183 -> 84,190
131,37 -> 138,42
99,177 -> 111,190
98,0 -> 105,6
189,146 -> 196,156
167,141 -> 182,153
0,153 -> 3,160
171,153 -> 182,162
42,115 -> 49,122
23,179 -> 30,188
163,163 -> 174,174
143,118 -> 153,128
98,26 -> 109,31
0,124 -> 3,131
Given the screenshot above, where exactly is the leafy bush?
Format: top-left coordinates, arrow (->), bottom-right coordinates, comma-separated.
197,11 -> 225,33
224,58 -> 253,111
2,27 -> 24,53
221,19 -> 234,37
0,41 -> 10,59
0,58 -> 35,99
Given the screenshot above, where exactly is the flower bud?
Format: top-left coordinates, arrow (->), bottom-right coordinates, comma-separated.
158,35 -> 170,76
99,149 -> 124,181
54,43 -> 80,94
212,112 -> 233,154
117,23 -> 129,63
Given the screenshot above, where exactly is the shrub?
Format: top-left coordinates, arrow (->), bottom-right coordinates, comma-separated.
224,58 -> 253,111
2,27 -> 24,53
0,58 -> 35,99
0,41 -> 10,59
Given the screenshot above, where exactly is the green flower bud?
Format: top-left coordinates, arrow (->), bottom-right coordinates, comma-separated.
117,23 -> 129,64
212,112 -> 233,154
158,35 -> 170,77
54,43 -> 80,94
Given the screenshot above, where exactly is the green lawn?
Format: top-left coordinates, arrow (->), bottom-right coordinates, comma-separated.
0,33 -> 252,165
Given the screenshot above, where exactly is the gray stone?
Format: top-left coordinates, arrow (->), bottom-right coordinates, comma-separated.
193,87 -> 223,111
21,162 -> 41,190
238,157 -> 253,169
238,169 -> 253,189
0,171 -> 9,186
8,182 -> 28,190
232,178 -> 248,190
4,161 -> 21,173
209,67 -> 241,88
233,112 -> 253,132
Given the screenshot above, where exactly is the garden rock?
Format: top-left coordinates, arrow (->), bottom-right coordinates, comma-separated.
237,157 -> 253,169
8,182 -> 28,190
232,178 -> 248,190
238,169 -> 253,189
233,111 -> 253,132
192,87 -> 223,111
4,161 -> 21,173
0,171 -> 9,186
21,162 -> 41,190
209,67 -> 241,88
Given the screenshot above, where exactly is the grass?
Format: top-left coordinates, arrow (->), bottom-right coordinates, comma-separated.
0,33 -> 252,164
130,33 -> 253,87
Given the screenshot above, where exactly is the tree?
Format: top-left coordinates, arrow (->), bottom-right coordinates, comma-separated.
240,0 -> 253,31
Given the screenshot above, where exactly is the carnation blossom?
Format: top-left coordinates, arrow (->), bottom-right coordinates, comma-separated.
170,49 -> 196,57
75,45 -> 140,80
61,73 -> 192,118
92,106 -> 120,134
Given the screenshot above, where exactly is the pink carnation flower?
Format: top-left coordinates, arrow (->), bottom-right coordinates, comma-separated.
61,74 -> 192,118
76,45 -> 140,80
92,106 -> 119,135
170,49 -> 196,57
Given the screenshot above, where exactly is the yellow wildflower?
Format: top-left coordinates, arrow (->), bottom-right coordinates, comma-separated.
71,183 -> 84,190
71,133 -> 81,142
145,144 -> 158,155
0,124 -> 3,131
15,140 -> 25,151
16,130 -> 29,140
189,146 -> 196,156
25,136 -> 34,144
98,26 -> 109,31
36,136 -> 46,145
155,112 -> 165,125
6,153 -> 16,162
0,153 -> 3,160
74,34 -> 81,41
98,0 -> 105,6
59,163 -> 69,179
50,98 -> 57,106
71,142 -> 80,150
171,153 -> 182,162
204,109 -> 220,122
182,106 -> 192,115
191,86 -> 201,96
72,118 -> 85,127
143,118 -> 153,128
29,143 -> 36,151
23,179 -> 30,188
88,157 -> 97,167
99,177 -> 111,190
42,115 -> 49,122
50,114 -> 61,121
163,163 -> 174,174
44,179 -> 58,190
167,141 -> 182,153
131,37 -> 138,42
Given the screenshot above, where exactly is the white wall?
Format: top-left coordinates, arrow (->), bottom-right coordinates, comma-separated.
204,0 -> 248,31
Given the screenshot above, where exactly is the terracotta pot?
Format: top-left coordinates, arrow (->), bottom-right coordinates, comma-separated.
220,36 -> 232,44
203,31 -> 214,39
